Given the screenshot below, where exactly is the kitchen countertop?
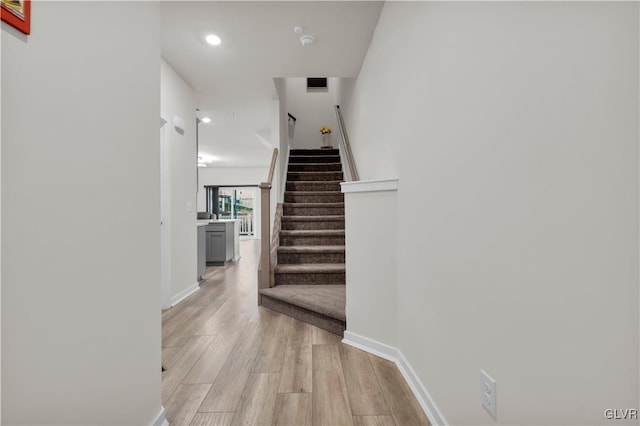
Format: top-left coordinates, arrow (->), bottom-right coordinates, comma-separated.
197,219 -> 240,226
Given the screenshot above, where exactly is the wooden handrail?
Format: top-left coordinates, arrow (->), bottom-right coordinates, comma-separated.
334,105 -> 359,181
267,148 -> 278,184
258,148 -> 278,305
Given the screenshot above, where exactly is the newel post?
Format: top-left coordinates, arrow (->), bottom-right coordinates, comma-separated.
257,182 -> 271,305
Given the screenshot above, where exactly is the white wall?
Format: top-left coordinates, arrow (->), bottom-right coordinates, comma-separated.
343,185 -> 397,347
274,78 -> 290,203
161,59 -> 198,304
2,2 -> 161,424
344,2 -> 639,424
268,99 -> 280,240
286,78 -> 339,149
339,63 -> 398,181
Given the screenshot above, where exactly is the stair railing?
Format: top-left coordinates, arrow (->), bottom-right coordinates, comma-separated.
334,105 -> 360,181
258,147 -> 278,305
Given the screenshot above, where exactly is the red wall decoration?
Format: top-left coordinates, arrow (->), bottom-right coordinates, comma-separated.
1,0 -> 30,35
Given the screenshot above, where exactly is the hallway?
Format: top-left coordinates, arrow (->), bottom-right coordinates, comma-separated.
161,240 -> 430,425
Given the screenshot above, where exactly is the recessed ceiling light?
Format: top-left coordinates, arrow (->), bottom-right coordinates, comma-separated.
205,34 -> 221,46
201,117 -> 212,124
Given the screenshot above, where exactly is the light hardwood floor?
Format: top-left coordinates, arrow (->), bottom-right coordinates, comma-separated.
162,240 -> 430,426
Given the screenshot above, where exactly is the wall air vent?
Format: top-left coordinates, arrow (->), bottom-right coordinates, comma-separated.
307,77 -> 328,92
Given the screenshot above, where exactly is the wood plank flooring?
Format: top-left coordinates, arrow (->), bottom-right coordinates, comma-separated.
162,240 -> 430,426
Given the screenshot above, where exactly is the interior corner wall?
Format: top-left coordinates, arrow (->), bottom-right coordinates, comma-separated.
339,63 -> 398,181
269,99 -> 280,240
161,59 -> 198,302
345,2 -> 639,424
1,2 -> 161,424
274,78 -> 289,204
285,78 -> 339,149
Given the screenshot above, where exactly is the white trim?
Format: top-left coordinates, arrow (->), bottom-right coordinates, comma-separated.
341,178 -> 399,193
160,119 -> 172,310
342,330 -> 448,426
343,330 -> 399,362
151,406 -> 169,426
171,282 -> 200,307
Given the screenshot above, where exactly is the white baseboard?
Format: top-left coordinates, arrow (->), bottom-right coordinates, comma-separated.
152,406 -> 169,426
171,282 -> 200,307
343,330 -> 399,362
342,330 -> 448,426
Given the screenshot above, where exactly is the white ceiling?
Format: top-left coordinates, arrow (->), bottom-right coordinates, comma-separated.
160,1 -> 383,167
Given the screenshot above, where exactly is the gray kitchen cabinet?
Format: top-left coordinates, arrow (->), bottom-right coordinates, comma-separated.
206,230 -> 226,264
205,221 -> 237,266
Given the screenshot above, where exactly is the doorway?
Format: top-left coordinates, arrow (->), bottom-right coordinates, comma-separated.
205,185 -> 260,239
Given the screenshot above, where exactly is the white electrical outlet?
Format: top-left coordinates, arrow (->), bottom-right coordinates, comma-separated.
481,369 -> 497,419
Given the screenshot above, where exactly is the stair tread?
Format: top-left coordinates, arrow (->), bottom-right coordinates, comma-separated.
283,202 -> 344,207
289,162 -> 342,165
290,155 -> 340,159
285,191 -> 342,195
280,229 -> 345,235
260,285 -> 346,322
287,180 -> 343,183
288,172 -> 343,175
275,263 -> 346,273
283,215 -> 345,221
290,149 -> 339,153
278,245 -> 345,253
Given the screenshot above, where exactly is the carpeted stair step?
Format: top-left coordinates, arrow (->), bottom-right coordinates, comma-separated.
290,148 -> 339,156
261,146 -> 347,336
280,230 -> 345,246
282,215 -> 345,230
283,202 -> 344,216
288,163 -> 342,172
287,171 -> 344,182
289,155 -> 340,164
278,245 -> 345,264
284,191 -> 344,203
260,285 -> 346,335
274,263 -> 346,285
286,181 -> 342,192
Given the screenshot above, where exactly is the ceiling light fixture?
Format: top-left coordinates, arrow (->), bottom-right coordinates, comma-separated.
201,117 -> 212,123
205,34 -> 221,46
300,34 -> 315,48
198,154 -> 219,164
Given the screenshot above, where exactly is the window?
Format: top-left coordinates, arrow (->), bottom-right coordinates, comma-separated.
205,186 -> 256,237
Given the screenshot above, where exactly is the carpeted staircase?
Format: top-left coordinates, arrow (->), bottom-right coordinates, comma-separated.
260,148 -> 346,336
